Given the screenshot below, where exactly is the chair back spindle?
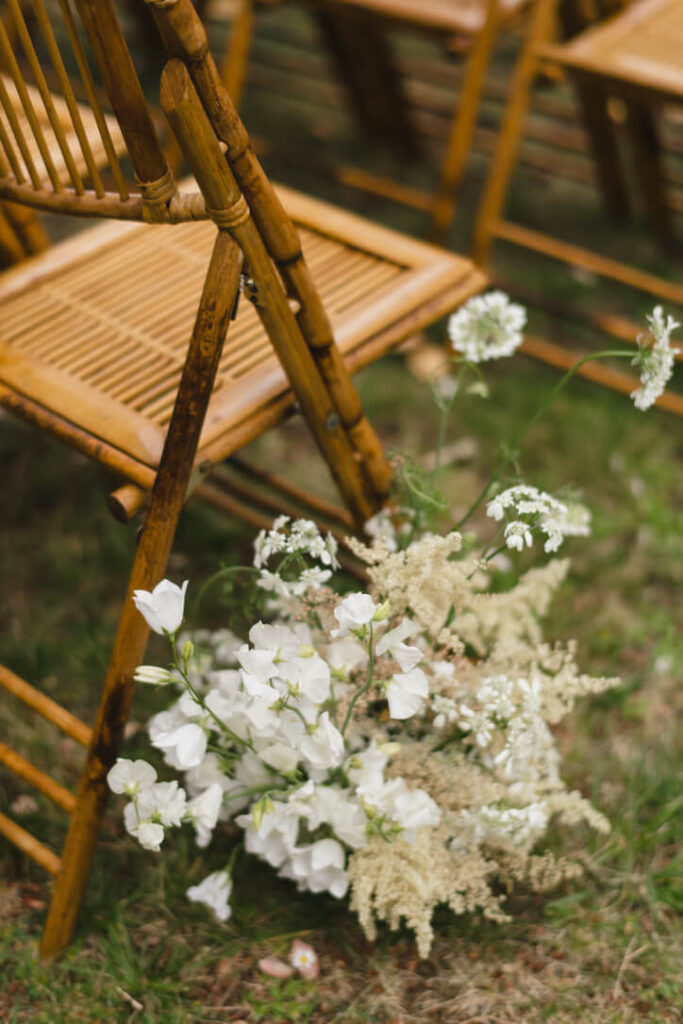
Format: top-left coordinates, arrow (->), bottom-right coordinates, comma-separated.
0,0 -> 174,217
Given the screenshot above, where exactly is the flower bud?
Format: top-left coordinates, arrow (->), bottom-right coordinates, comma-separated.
181,639 -> 195,663
377,742 -> 401,758
362,799 -> 377,820
373,600 -> 391,622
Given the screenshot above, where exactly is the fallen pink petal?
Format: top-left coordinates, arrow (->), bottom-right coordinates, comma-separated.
257,956 -> 294,979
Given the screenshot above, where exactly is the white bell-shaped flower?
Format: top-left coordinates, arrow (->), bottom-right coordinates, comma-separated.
385,667 -> 429,720
133,579 -> 188,635
300,712 -> 345,771
187,870 -> 232,921
332,593 -> 377,636
107,758 -> 156,796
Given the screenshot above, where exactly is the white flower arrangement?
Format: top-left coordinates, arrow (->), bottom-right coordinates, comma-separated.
109,300 -> 678,958
109,515 -> 618,957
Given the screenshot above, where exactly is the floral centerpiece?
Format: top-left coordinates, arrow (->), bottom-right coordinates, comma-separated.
108,295 -> 679,956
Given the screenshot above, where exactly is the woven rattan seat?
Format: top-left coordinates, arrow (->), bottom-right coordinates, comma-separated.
0,182 -> 481,473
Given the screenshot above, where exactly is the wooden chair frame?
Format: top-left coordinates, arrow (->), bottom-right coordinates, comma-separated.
0,0 -> 484,957
472,0 -> 683,414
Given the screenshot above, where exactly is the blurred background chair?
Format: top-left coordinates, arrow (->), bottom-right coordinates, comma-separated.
473,0 -> 683,413
210,0 -> 529,242
0,0 -> 484,957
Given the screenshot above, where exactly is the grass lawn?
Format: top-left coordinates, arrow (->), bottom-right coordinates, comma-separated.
1,7 -> 682,1021
2,354 -> 681,1022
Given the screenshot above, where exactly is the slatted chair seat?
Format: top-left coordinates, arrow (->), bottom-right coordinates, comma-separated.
539,0 -> 683,103
0,182 -> 482,486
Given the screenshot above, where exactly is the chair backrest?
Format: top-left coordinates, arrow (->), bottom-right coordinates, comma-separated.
0,0 -> 196,221
0,0 -> 391,519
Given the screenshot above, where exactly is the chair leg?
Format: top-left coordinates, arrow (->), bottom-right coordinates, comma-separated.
40,229 -> 243,958
624,99 -> 674,249
2,201 -> 50,256
219,0 -> 254,110
472,0 -> 558,266
428,0 -> 500,245
0,203 -> 27,265
574,82 -> 631,221
314,9 -> 421,158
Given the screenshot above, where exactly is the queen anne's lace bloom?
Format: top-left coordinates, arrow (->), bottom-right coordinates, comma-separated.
448,291 -> 526,362
631,306 -> 680,410
487,485 -> 591,554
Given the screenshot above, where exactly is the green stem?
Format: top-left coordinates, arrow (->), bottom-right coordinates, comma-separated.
189,565 -> 257,630
341,625 -> 375,736
169,640 -> 255,753
454,349 -> 634,530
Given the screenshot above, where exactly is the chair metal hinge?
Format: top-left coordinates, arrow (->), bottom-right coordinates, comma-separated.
240,272 -> 260,308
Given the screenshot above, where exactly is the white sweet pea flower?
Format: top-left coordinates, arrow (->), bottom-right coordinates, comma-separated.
259,742 -> 300,775
281,653 -> 331,703
385,667 -> 429,720
290,782 -> 368,849
300,712 -> 345,771
325,636 -> 368,677
187,870 -> 232,922
332,593 -> 377,636
136,780 -> 187,827
359,778 -> 441,842
346,742 -> 388,791
185,754 -> 250,817
133,579 -> 188,635
237,644 -> 279,682
185,783 -> 223,847
376,618 -> 422,672
107,758 -> 156,796
283,838 -> 348,898
152,721 -> 207,770
236,800 -> 300,868
392,788 -> 442,840
128,818 -> 165,852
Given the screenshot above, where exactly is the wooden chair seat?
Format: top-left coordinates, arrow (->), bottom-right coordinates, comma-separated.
0,181 -> 484,477
540,0 -> 683,103
1,73 -> 125,187
292,0 -> 525,36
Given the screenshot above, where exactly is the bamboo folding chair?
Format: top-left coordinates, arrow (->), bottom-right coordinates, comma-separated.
0,0 -> 484,956
215,0 -> 528,243
473,0 -> 683,414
